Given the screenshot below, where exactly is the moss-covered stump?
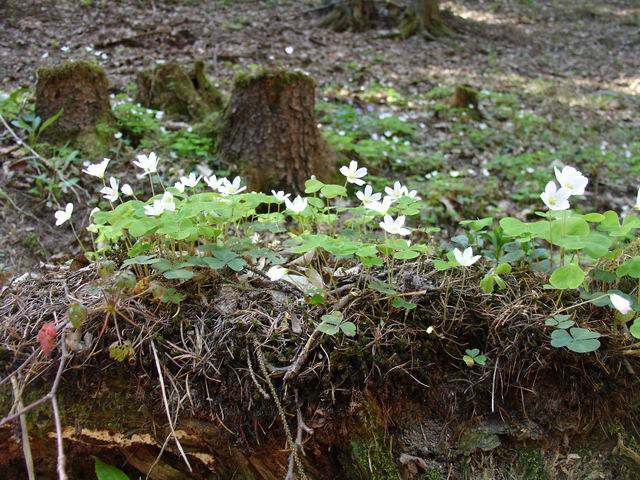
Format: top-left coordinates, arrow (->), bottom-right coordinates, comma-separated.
448,85 -> 481,120
136,61 -> 223,120
218,70 -> 334,194
319,0 -> 379,33
35,61 -> 115,155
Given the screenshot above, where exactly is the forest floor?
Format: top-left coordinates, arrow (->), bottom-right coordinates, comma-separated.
1,0 -> 639,275
1,1 -> 640,479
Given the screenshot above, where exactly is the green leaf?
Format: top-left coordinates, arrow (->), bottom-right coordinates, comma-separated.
320,311 -> 343,325
68,303 -> 88,329
320,184 -> 347,198
94,457 -> 130,480
121,255 -> 160,267
368,280 -> 398,296
479,274 -> 495,294
550,329 -> 573,348
317,323 -> 340,335
304,178 -> 325,193
163,269 -> 193,280
340,321 -> 356,337
630,318 -> 640,339
433,259 -> 451,271
465,348 -> 480,357
549,264 -> 585,290
494,263 -> 512,275
393,250 -> 420,260
391,297 -> 417,310
474,355 -> 487,365
463,355 -> 474,367
617,257 -> 640,279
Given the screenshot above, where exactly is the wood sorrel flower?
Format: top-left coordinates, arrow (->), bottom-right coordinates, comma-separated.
554,165 -> 588,196
453,247 -> 480,267
284,195 -> 308,214
339,160 -> 367,186
54,203 -> 73,226
100,177 -> 119,202
540,181 -> 570,211
82,158 -> 110,179
133,152 -> 159,176
379,215 -> 410,236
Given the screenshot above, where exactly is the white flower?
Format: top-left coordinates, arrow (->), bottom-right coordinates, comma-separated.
284,195 -> 308,214
54,203 -> 73,226
121,184 -> 134,196
610,294 -> 632,315
384,181 -> 406,200
284,46 -> 294,55
251,232 -> 261,244
144,192 -> 175,216
453,247 -> 481,267
82,158 -> 110,179
339,160 -> 367,186
356,185 -> 381,206
174,181 -> 185,193
554,165 -> 588,196
204,175 -> 224,191
100,177 -> 119,202
540,181 -> 571,211
160,191 -> 176,212
365,196 -> 395,215
218,176 -> 246,195
180,172 -> 202,188
133,152 -> 159,176
379,215 -> 410,236
266,265 -> 288,281
405,189 -> 421,200
114,131 -> 123,140
272,190 -> 291,203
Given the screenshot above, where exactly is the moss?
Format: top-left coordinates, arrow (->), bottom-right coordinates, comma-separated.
347,398 -> 399,479
35,60 -> 115,155
232,68 -> 314,91
136,62 -> 222,120
516,448 -> 548,480
36,60 -> 106,85
423,468 -> 444,480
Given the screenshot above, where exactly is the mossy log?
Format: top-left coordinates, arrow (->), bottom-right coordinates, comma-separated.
35,61 -> 115,155
218,70 -> 333,194
319,0 -> 379,32
136,61 -> 223,120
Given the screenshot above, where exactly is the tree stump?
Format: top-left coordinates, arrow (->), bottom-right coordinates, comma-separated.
35,61 -> 115,154
448,85 -> 482,120
218,70 -> 333,194
319,0 -> 379,32
136,61 -> 223,120
400,0 -> 452,40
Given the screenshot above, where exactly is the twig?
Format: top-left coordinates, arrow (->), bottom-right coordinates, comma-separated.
282,329 -> 323,382
149,340 -> 193,472
285,389 -> 313,480
253,339 -> 307,480
11,376 -> 35,480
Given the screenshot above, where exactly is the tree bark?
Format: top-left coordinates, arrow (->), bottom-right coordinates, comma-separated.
400,0 -> 451,40
319,0 -> 379,32
218,70 -> 333,194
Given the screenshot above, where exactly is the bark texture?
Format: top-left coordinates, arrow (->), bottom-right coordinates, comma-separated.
400,0 -> 451,39
136,61 -> 223,120
319,0 -> 379,32
35,61 -> 115,153
218,70 -> 333,194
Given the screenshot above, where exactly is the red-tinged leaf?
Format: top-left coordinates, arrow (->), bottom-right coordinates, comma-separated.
37,322 -> 57,357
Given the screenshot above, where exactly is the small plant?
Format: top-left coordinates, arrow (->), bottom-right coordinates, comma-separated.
318,311 -> 356,337
463,349 -> 487,367
11,109 -> 63,144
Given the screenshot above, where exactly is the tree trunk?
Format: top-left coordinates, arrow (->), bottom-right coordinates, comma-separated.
35,61 -> 115,155
400,0 -> 451,40
319,0 -> 379,33
218,70 -> 333,194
